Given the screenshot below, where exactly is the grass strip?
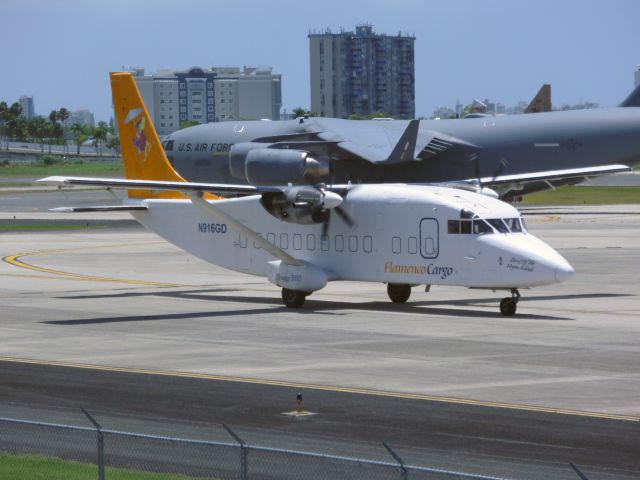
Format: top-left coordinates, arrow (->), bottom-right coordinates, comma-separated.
0,160 -> 123,177
521,186 -> 640,205
0,452 -> 218,480
0,224 -> 93,232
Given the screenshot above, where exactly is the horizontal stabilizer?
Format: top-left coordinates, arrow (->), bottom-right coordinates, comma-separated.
49,205 -> 147,213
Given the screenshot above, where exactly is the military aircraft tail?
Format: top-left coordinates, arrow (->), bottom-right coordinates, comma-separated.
111,72 -> 194,200
619,83 -> 640,107
525,84 -> 552,113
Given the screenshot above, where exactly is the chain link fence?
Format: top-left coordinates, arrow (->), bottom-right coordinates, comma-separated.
0,413 -> 514,480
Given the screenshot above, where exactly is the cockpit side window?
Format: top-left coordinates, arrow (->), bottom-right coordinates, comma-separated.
505,218 -> 523,233
163,140 -> 174,152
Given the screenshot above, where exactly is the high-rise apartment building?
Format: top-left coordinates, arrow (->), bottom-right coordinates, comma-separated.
309,24 -> 415,119
19,95 -> 35,119
131,66 -> 282,136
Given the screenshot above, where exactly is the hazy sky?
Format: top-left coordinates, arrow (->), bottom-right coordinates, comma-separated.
3,0 -> 638,121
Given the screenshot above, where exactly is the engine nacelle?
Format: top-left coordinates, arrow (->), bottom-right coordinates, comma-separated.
260,188 -> 332,225
267,260 -> 328,293
229,143 -> 329,185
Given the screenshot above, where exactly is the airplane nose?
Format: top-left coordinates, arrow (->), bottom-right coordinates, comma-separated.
554,262 -> 575,282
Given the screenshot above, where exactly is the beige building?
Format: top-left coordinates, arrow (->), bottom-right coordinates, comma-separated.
131,66 -> 282,136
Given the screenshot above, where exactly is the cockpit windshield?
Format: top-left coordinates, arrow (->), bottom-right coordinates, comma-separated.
448,210 -> 527,235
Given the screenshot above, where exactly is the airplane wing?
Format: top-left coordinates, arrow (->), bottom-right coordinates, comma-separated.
473,164 -> 632,186
37,176 -> 280,195
308,118 -> 462,164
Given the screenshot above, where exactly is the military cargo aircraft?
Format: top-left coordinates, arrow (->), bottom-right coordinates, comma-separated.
162,84 -> 640,199
39,73 -> 575,316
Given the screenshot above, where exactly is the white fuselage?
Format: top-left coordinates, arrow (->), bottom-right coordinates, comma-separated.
131,185 -> 572,291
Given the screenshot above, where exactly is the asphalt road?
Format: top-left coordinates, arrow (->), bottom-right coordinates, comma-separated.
1,360 -> 638,480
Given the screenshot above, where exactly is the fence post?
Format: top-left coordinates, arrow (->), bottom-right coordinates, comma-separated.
81,408 -> 105,480
223,423 -> 248,480
383,442 -> 408,480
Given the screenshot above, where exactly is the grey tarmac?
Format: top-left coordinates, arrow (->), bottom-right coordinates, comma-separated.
0,205 -> 639,479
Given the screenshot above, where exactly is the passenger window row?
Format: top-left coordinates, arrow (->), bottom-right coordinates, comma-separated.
243,233 -> 373,253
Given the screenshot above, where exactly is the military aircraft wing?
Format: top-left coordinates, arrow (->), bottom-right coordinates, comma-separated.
473,164 -> 632,187
309,118 -> 457,164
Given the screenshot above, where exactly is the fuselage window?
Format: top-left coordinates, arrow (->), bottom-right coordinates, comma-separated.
408,236 -> 418,254
267,233 -> 275,245
392,236 -> 401,254
280,233 -> 288,249
320,235 -> 330,252
487,218 -> 509,233
363,236 -> 373,253
348,235 -> 358,252
335,235 -> 345,252
307,234 -> 316,251
293,233 -> 302,250
253,233 -> 262,249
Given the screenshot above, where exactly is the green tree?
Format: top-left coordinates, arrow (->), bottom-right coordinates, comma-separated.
70,122 -> 91,155
106,135 -> 120,155
0,101 -> 8,150
47,110 -> 58,153
92,121 -> 109,156
292,107 -> 307,118
179,120 -> 199,130
4,103 -> 24,144
27,116 -> 49,151
57,107 -> 70,154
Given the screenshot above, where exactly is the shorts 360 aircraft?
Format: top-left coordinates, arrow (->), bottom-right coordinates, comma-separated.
162,83 -> 640,199
39,73 -> 575,316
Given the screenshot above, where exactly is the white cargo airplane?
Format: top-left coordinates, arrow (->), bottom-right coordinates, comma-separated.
38,73 -> 574,316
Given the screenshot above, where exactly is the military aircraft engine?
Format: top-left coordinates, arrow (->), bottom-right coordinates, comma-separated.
229,143 -> 329,185
259,186 -> 342,225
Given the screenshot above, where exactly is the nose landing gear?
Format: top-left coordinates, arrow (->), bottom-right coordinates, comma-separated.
387,283 -> 412,303
500,288 -> 520,316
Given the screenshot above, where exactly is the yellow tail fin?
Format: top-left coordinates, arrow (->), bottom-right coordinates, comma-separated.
111,72 -> 218,200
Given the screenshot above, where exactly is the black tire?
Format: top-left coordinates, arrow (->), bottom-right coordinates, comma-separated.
282,288 -> 306,308
387,283 -> 411,303
500,297 -> 517,316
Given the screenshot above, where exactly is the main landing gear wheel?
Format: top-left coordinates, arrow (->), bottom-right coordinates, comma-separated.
282,288 -> 306,308
500,288 -> 520,316
387,283 -> 411,303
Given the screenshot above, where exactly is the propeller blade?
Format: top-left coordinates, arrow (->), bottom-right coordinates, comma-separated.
334,206 -> 355,228
569,463 -> 590,480
321,215 -> 330,239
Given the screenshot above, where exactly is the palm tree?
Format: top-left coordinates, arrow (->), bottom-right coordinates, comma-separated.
70,122 -> 90,155
0,101 -> 8,150
57,107 -> 70,154
28,116 -> 49,152
5,103 -> 23,147
48,110 -> 57,153
92,121 -> 109,156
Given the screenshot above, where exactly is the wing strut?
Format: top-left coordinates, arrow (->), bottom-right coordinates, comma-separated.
188,192 -> 301,266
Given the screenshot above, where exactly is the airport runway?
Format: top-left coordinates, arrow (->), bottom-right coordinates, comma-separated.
0,200 -> 639,479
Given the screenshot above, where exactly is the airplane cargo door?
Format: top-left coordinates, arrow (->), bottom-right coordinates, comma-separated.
419,218 -> 439,259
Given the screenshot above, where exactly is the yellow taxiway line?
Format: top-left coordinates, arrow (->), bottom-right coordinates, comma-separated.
2,243 -> 186,287
0,356 -> 637,423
